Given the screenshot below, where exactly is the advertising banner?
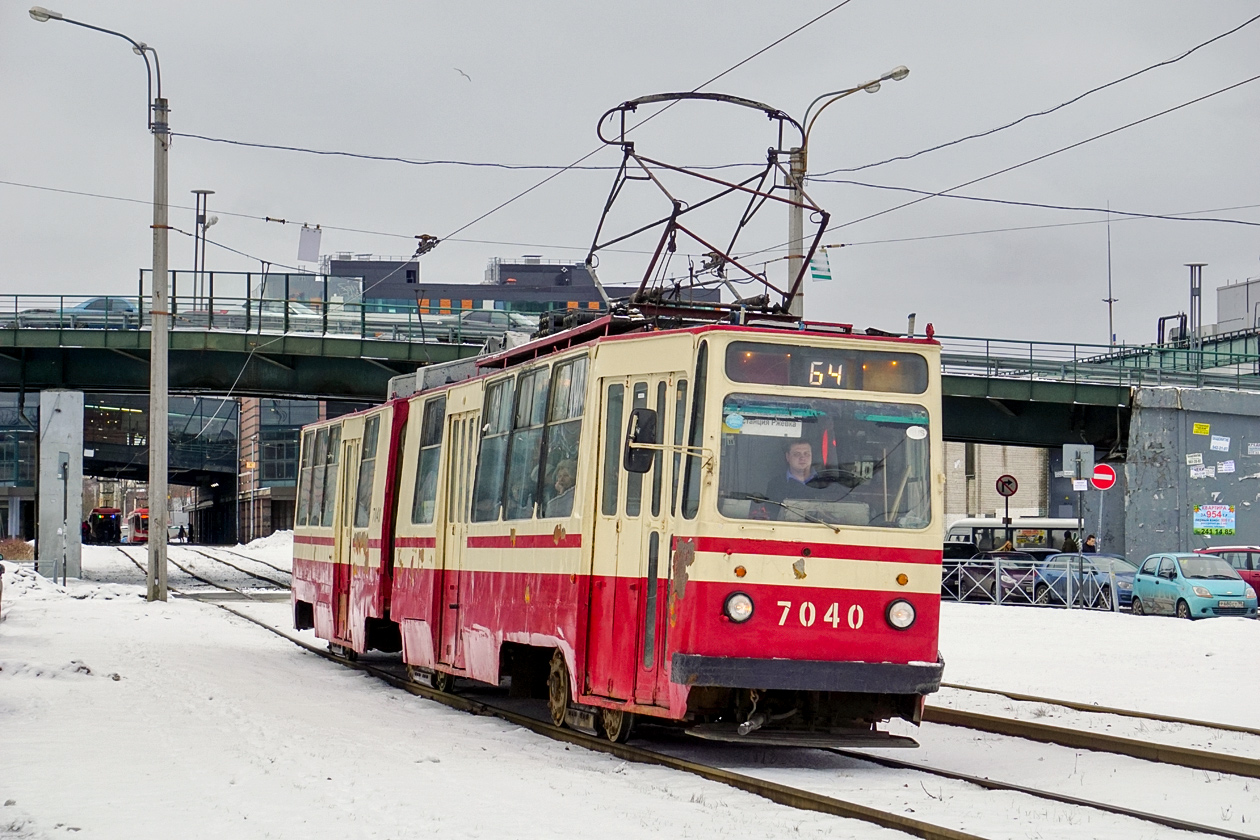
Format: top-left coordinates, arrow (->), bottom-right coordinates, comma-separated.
1193,504 -> 1236,535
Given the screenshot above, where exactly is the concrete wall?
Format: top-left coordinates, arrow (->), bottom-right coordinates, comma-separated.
37,390 -> 83,579
1108,386 -> 1260,562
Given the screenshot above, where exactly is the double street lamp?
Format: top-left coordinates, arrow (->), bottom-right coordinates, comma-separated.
29,6 -> 171,601
786,65 -> 909,317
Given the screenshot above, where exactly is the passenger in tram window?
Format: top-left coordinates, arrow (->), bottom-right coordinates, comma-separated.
544,459 -> 576,517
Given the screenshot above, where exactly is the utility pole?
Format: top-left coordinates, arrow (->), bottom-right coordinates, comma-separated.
148,95 -> 170,601
25,7 -> 169,600
1103,205 -> 1117,346
786,146 -> 806,318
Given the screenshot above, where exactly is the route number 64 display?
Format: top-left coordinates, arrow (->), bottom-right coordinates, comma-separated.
777,600 -> 865,629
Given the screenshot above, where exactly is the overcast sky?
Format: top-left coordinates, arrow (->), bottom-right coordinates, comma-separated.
3,1 -> 1258,345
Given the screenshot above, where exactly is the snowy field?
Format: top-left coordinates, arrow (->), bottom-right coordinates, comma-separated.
3,536 -> 1259,838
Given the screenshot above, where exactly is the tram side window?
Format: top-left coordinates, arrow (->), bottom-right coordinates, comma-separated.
670,380 -> 688,515
472,378 -> 515,522
411,396 -> 447,524
321,425 -> 341,527
504,367 -> 551,520
601,384 -> 625,516
354,415 -> 381,528
296,430 -> 314,527
681,342 -> 708,520
625,382 -> 649,517
308,427 -> 329,527
540,356 -> 587,518
651,381 -> 666,517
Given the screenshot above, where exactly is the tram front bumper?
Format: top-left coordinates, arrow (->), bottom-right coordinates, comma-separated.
671,654 -> 945,695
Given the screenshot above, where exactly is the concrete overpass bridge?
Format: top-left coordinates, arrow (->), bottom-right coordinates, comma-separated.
5,297 -> 1259,451
10,286 -> 1260,573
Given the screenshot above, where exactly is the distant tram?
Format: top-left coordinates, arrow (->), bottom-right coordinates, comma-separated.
291,314 -> 945,744
128,508 -> 150,544
87,507 -> 122,544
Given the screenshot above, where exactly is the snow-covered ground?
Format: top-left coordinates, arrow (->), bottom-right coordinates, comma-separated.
3,537 -> 1259,838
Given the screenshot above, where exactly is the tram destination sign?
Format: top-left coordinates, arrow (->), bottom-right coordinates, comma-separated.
724,341 -> 929,394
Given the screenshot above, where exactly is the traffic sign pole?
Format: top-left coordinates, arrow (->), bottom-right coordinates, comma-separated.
995,475 -> 1018,548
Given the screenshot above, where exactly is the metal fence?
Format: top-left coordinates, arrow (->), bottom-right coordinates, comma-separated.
0,292 -> 555,345
942,555 -> 1122,611
938,334 -> 1260,391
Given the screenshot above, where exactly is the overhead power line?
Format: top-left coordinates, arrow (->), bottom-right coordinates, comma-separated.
808,178 -> 1260,228
809,71 -> 1260,242
169,132 -> 762,172
815,9 -> 1260,176
437,0 -> 858,242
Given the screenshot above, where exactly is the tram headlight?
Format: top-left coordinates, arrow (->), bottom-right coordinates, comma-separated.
885,599 -> 915,630
723,592 -> 754,623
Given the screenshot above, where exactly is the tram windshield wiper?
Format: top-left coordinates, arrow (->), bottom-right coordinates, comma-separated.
740,493 -> 841,534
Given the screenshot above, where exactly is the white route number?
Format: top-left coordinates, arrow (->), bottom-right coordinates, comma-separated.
777,600 -> 864,630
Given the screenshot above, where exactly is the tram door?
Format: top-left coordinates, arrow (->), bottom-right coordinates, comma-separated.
333,438 -> 361,643
438,410 -> 478,670
587,375 -> 672,704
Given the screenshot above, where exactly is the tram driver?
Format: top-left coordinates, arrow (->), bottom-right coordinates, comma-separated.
750,439 -> 846,519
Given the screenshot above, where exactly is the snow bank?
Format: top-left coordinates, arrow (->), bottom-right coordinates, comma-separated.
939,601 -> 1260,728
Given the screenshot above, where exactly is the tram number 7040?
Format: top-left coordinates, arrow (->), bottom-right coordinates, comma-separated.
777,600 -> 864,630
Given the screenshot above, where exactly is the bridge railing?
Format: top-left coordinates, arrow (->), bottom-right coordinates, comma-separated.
937,334 -> 1260,390
0,290 -> 565,347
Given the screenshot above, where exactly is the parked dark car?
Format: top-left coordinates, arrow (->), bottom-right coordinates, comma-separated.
942,550 -> 1041,603
1033,553 -> 1136,609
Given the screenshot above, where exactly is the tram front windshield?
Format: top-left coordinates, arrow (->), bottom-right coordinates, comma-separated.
717,394 -> 931,529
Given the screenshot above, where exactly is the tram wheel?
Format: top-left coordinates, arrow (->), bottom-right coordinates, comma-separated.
547,649 -> 571,728
601,707 -> 634,743
329,642 -> 358,662
430,669 -> 456,694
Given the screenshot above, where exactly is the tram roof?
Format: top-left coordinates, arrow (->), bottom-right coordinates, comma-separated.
476,311 -> 938,371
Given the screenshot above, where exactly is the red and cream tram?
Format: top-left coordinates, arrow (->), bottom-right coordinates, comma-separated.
128,507 -> 150,544
291,316 -> 944,744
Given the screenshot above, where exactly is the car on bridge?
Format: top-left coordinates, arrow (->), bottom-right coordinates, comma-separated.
7,296 -> 139,329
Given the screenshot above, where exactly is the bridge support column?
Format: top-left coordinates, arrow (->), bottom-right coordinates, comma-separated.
37,390 -> 84,580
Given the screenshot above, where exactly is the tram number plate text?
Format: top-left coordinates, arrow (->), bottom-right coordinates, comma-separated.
777,600 -> 864,630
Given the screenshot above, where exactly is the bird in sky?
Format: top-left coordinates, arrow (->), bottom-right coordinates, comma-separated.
454,68 -> 472,82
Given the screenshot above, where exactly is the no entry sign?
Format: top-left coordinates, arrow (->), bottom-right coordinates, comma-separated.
1091,463 -> 1117,490
995,474 -> 1018,497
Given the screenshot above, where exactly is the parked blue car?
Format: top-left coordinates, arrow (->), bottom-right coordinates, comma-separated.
1033,553 -> 1136,609
1131,553 -> 1258,619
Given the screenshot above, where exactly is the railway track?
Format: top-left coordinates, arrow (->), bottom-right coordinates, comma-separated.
113,546 -> 287,601
91,554 -> 1260,838
184,547 -> 291,589
209,597 -> 1260,840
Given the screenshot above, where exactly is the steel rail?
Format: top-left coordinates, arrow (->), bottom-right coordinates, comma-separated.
832,748 -> 1260,840
195,545 -> 292,577
940,682 -> 1260,737
95,552 -> 1259,835
116,546 -> 277,600
201,600 -> 979,840
185,547 -> 290,589
922,705 -> 1260,779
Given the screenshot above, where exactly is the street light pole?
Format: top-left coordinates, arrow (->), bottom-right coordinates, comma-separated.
787,66 -> 909,318
29,5 -> 169,600
150,96 -> 170,601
